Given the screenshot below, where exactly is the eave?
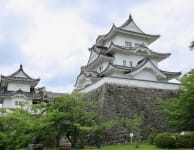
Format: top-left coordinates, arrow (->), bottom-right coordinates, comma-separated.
96,25 -> 160,46
74,71 -> 99,87
0,65 -> 40,87
85,54 -> 114,70
128,58 -> 167,79
105,43 -> 170,61
127,58 -> 181,80
161,71 -> 182,80
0,90 -> 41,99
99,63 -> 132,77
0,75 -> 40,87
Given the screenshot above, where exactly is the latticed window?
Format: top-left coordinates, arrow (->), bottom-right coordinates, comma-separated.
123,60 -> 126,66
125,41 -> 132,48
135,43 -> 141,47
99,65 -> 103,72
15,101 -> 18,105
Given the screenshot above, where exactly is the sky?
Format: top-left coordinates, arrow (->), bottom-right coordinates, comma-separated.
0,0 -> 194,93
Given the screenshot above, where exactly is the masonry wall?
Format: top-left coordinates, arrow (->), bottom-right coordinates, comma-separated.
85,83 -> 179,144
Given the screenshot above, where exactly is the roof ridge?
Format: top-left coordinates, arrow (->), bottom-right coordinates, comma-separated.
6,64 -> 32,79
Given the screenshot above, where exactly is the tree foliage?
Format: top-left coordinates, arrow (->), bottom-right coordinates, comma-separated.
0,105 -> 42,149
189,41 -> 194,50
0,93 -> 97,149
41,93 -> 98,147
0,93 -> 143,149
157,70 -> 194,131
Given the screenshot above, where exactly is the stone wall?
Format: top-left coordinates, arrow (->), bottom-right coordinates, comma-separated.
85,83 -> 179,144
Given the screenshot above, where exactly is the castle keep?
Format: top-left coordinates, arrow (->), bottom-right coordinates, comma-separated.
75,15 -> 181,92
74,15 -> 181,143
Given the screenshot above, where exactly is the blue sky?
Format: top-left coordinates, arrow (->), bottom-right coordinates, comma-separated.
0,0 -> 194,93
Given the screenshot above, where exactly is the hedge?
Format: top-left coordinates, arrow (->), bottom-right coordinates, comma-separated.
154,133 -> 176,148
154,132 -> 194,148
176,134 -> 194,148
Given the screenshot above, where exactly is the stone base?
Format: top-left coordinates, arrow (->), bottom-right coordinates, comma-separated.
85,83 -> 179,144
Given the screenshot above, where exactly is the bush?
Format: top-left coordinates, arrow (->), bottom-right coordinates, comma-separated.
176,134 -> 194,148
154,132 -> 194,148
147,128 -> 158,144
154,133 -> 176,148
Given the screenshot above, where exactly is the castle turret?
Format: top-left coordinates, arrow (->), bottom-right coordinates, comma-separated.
0,65 -> 40,108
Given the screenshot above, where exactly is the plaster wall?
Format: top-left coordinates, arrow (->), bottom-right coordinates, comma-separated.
104,33 -> 149,47
8,82 -> 30,92
2,95 -> 32,108
113,52 -> 158,67
81,77 -> 180,93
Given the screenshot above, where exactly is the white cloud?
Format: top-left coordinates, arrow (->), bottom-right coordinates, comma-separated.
3,0 -> 106,92
128,0 -> 194,73
0,33 -> 4,44
1,0 -> 194,92
45,83 -> 74,94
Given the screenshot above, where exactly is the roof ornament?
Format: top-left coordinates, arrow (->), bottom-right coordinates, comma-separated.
20,64 -> 23,70
129,13 -> 133,21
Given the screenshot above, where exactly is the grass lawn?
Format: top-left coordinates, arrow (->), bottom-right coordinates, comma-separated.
22,143 -> 193,150
71,143 -> 193,150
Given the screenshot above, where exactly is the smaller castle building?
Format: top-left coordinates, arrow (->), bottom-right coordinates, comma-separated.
0,65 -> 40,108
0,65 -> 62,109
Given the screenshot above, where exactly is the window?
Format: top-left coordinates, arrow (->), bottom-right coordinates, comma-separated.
15,101 -> 18,105
30,88 -> 34,92
99,65 -> 103,72
33,100 -> 40,104
15,101 -> 22,105
135,43 -> 141,47
125,41 -> 132,48
129,61 -> 133,67
123,60 -> 126,66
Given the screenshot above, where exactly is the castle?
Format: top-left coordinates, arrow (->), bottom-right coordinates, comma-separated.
0,14 -> 182,143
75,14 -> 181,92
74,15 -> 181,143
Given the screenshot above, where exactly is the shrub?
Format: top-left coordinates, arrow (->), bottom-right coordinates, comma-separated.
154,133 -> 176,148
176,134 -> 194,148
147,128 -> 158,144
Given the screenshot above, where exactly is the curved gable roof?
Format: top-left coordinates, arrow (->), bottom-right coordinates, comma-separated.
96,15 -> 160,46
119,14 -> 144,33
85,54 -> 113,70
0,65 -> 40,87
129,58 -> 181,80
99,63 -> 132,76
105,43 -> 170,61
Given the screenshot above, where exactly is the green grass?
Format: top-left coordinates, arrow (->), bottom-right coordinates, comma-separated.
72,143 -> 193,150
21,143 -> 193,150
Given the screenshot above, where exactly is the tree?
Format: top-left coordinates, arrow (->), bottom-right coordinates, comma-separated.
0,104 -> 43,150
157,70 -> 194,131
39,93 -> 98,148
0,93 -> 143,149
189,41 -> 194,50
0,94 -> 97,149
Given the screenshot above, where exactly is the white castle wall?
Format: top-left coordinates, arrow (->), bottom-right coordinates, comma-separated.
104,33 -> 149,47
2,95 -> 32,108
8,82 -> 30,92
132,69 -> 157,81
113,53 -> 158,67
14,71 -> 27,78
80,77 -> 180,93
